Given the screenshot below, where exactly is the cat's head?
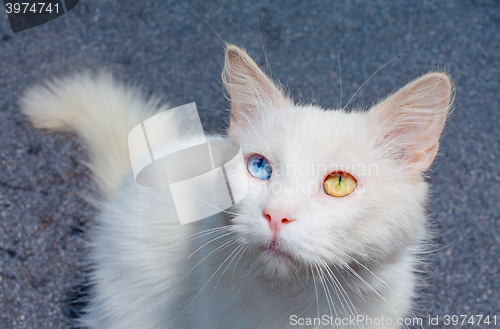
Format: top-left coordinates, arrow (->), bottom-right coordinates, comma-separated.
222,45 -> 452,282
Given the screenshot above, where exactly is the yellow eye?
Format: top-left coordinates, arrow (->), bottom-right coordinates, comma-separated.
323,172 -> 357,197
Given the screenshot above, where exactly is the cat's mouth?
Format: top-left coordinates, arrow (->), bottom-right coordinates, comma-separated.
264,239 -> 292,259
253,238 -> 305,282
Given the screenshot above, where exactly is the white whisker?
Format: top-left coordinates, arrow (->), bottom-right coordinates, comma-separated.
81,225 -> 233,318
188,231 -> 234,258
343,53 -> 401,110
312,267 -> 321,320
231,245 -> 248,290
205,242 -> 245,320
329,250 -> 421,329
314,263 -> 335,328
322,261 -> 356,328
167,238 -> 241,325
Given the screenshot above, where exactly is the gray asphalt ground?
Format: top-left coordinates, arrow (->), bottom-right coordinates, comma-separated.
0,0 -> 499,328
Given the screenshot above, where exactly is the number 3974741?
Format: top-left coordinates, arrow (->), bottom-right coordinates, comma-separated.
5,2 -> 59,14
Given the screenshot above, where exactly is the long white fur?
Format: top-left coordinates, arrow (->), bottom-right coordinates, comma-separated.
20,45 -> 452,329
20,72 -> 172,198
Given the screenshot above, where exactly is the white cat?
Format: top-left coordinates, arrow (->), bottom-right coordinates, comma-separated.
21,45 -> 452,329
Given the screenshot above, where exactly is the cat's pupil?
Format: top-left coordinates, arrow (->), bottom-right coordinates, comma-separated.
338,175 -> 342,185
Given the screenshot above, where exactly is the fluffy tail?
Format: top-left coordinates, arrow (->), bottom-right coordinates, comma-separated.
20,72 -> 170,198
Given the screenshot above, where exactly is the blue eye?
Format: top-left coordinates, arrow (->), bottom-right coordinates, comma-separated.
247,154 -> 272,180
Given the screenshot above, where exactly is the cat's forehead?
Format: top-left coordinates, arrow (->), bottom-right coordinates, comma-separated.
241,104 -> 370,165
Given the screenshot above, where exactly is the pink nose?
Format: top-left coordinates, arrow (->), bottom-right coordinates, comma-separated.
263,209 -> 296,233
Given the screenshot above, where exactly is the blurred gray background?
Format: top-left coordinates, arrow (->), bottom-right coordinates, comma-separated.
0,0 -> 499,328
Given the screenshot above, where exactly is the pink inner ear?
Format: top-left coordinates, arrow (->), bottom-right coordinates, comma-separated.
368,72 -> 452,172
223,45 -> 290,131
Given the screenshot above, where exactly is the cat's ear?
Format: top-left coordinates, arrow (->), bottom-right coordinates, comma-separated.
223,45 -> 289,129
368,72 -> 453,173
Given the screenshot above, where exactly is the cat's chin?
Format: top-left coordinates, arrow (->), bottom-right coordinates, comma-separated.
250,243 -> 306,283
